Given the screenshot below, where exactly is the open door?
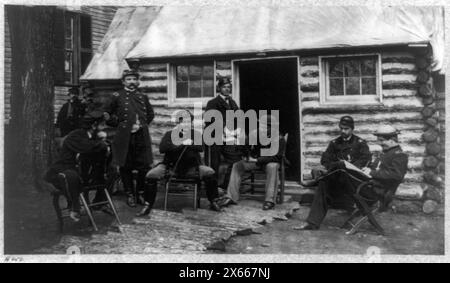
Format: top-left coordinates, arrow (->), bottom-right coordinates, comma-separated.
237,58 -> 301,182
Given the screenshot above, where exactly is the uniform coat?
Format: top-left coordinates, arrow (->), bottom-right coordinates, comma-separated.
321,134 -> 372,170
107,89 -> 155,167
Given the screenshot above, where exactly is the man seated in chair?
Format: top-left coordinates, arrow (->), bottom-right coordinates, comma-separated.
298,124 -> 407,231
44,111 -> 109,222
219,116 -> 286,210
137,114 -> 222,216
358,125 -> 409,210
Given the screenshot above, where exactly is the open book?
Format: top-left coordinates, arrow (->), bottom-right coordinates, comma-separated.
343,161 -> 372,179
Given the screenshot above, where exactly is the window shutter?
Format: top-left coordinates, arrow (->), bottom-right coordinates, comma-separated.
80,14 -> 92,75
53,8 -> 65,84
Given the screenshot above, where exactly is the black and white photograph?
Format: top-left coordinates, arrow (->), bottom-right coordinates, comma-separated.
0,0 -> 448,264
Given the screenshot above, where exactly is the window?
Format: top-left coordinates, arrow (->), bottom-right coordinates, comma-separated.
175,62 -> 214,99
56,10 -> 92,85
321,54 -> 381,104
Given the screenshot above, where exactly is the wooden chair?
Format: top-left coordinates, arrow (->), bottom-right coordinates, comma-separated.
51,160 -> 122,232
241,133 -> 289,204
163,167 -> 202,211
342,180 -> 389,236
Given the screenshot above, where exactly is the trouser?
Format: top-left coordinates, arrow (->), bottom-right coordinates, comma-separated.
120,129 -> 150,195
145,164 -> 219,207
226,160 -> 279,204
306,170 -> 360,227
45,168 -> 82,213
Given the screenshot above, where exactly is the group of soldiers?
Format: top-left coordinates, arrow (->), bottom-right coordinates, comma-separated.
45,68 -> 409,233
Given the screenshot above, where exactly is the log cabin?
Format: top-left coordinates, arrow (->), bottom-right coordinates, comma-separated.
79,6 -> 445,212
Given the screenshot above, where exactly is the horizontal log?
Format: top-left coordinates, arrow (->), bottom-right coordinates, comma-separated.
382,68 -> 417,75
216,69 -> 232,78
382,74 -> 417,83
300,57 -> 318,66
415,57 -> 430,69
382,96 -> 423,108
382,89 -> 417,98
139,79 -> 167,88
300,82 -> 319,92
381,62 -> 416,72
139,64 -> 167,72
305,131 -> 424,146
140,86 -> 167,93
302,104 -> 422,115
304,122 -> 424,136
382,57 -> 415,64
300,70 -> 319,78
301,96 -> 319,102
216,61 -> 231,70
140,75 -> 168,81
304,156 -> 425,170
382,80 -> 418,90
300,64 -> 319,73
300,92 -> 319,99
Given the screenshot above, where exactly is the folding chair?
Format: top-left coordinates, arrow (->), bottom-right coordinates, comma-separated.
163,167 -> 202,211
342,180 -> 387,236
241,133 -> 289,204
52,171 -> 122,232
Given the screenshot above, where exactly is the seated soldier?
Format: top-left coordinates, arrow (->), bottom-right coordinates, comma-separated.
302,116 -> 371,210
299,124 -> 408,231
136,115 -> 222,216
219,116 -> 286,210
44,111 -> 109,222
359,125 -> 409,209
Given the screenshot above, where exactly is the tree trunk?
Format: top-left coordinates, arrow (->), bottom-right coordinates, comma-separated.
6,6 -> 57,189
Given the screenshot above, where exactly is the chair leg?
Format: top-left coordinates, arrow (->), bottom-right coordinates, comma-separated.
164,181 -> 170,211
52,193 -> 64,233
250,172 -> 255,194
193,184 -> 198,211
80,193 -> 98,231
341,208 -> 361,229
104,188 -> 122,226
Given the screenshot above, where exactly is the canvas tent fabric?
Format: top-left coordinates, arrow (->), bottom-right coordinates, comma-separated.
82,6 -> 445,80
80,6 -> 161,80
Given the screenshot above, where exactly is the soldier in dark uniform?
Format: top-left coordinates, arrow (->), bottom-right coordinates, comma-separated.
45,111 -> 109,222
56,87 -> 86,137
359,125 -> 409,209
106,69 -> 155,207
136,113 -> 222,216
204,77 -> 240,186
298,116 -> 371,230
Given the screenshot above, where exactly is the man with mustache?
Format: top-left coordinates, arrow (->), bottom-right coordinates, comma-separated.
106,69 -> 155,207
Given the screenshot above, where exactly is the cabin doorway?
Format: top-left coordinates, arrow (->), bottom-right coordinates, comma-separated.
236,57 -> 301,182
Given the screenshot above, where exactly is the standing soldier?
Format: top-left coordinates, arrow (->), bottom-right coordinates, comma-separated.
106,69 -> 155,207
205,77 -> 240,184
56,87 -> 86,138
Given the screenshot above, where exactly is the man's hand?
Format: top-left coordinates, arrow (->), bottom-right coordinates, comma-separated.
97,131 -> 107,140
248,157 -> 258,163
103,112 -> 110,121
182,138 -> 193,146
361,167 -> 372,176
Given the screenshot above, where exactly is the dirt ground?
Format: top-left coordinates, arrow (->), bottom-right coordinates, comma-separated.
3,183 -> 445,255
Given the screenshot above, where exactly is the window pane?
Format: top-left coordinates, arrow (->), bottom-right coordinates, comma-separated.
65,17 -> 73,50
344,60 -> 360,77
189,65 -> 202,80
65,52 -> 72,72
361,58 -> 376,76
189,80 -> 202,98
203,65 -> 214,79
176,82 -> 188,98
345,77 -> 360,95
177,66 -> 188,81
329,78 -> 344,96
362,77 -> 376,95
329,60 -> 344,77
203,80 -> 214,97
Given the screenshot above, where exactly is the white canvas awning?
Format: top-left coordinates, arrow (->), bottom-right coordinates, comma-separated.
127,6 -> 444,71
80,6 -> 161,80
82,6 -> 445,80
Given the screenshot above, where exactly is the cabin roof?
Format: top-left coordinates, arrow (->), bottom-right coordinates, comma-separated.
82,6 -> 444,80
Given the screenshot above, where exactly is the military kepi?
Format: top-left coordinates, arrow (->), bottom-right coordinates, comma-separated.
122,69 -> 140,80
339,115 -> 354,129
